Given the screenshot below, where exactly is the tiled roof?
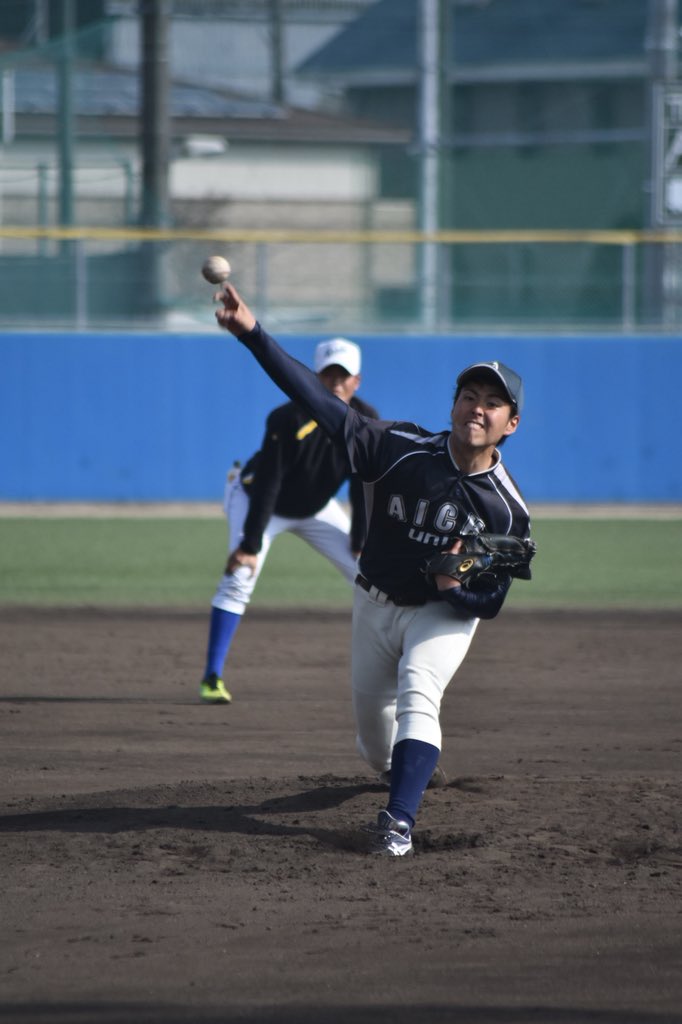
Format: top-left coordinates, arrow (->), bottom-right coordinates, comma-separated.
10,64 -> 407,144
12,66 -> 283,119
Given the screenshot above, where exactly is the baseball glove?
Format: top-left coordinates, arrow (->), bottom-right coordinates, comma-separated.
423,533 -> 537,589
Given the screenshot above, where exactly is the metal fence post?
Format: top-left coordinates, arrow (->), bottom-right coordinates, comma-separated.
256,241 -> 268,323
622,241 -> 636,330
37,163 -> 49,257
75,238 -> 87,330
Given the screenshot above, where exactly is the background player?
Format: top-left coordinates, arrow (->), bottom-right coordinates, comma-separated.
212,281 -> 532,856
199,337 -> 379,703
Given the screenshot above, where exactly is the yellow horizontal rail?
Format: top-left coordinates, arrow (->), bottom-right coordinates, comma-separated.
4,225 -> 682,245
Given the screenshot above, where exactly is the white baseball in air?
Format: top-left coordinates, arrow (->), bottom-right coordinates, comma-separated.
201,255 -> 232,284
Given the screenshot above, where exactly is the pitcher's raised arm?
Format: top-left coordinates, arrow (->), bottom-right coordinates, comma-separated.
215,282 -> 347,440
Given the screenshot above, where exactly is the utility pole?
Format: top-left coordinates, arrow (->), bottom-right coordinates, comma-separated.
57,0 -> 75,226
418,0 -> 441,330
140,0 -> 170,228
645,0 -> 679,323
35,0 -> 49,45
139,0 -> 171,318
269,0 -> 285,105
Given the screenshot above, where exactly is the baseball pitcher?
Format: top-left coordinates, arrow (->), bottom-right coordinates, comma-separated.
213,282 -> 534,856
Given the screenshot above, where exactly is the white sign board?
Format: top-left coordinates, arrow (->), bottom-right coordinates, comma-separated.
654,84 -> 682,225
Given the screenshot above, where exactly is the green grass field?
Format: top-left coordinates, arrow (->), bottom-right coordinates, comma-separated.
1,517 -> 681,609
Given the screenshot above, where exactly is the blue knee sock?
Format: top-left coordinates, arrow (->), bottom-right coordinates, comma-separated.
203,606 -> 241,679
386,738 -> 440,829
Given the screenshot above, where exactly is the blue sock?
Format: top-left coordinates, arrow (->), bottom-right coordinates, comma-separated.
386,738 -> 440,830
203,606 -> 241,679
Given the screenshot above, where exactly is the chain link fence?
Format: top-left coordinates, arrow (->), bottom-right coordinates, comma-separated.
2,4 -> 682,331
2,225 -> 680,332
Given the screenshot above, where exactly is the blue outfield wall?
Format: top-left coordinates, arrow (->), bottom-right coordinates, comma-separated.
1,330 -> 679,502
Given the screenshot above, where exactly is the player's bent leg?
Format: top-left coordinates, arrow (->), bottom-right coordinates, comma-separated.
199,541 -> 271,702
385,737 -> 441,828
199,473 -> 249,704
353,596 -> 474,854
372,606 -> 478,820
353,696 -> 398,772
395,603 -> 479,747
200,605 -> 239,703
212,564 -> 257,614
351,588 -> 402,771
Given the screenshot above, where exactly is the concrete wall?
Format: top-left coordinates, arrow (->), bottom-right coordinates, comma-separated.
1,330 -> 679,502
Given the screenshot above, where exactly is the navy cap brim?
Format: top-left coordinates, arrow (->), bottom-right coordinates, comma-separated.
456,362 -> 523,413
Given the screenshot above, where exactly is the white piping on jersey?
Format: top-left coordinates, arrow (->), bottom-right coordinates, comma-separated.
348,423 -> 528,531
450,448 -> 500,475
345,424 -> 448,480
478,463 -> 529,533
363,446 -> 448,486
359,428 -> 448,484
492,461 -> 530,517
487,472 -> 514,533
447,439 -> 529,530
388,429 -> 444,446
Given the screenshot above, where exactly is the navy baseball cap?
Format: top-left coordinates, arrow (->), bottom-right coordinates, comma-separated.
456,361 -> 524,413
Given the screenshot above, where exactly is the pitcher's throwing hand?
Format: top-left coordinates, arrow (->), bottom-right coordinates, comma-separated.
215,283 -> 256,336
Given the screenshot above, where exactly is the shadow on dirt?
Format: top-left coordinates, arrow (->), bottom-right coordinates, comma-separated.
1,1000 -> 679,1024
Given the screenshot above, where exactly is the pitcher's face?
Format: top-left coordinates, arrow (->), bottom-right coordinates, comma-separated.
450,380 -> 519,451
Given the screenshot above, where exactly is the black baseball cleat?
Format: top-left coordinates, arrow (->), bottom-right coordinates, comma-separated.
427,764 -> 448,788
361,810 -> 413,856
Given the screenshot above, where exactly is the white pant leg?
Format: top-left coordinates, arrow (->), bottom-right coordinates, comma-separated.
289,498 -> 358,584
351,589 -> 404,772
395,602 -> 479,747
211,476 -> 285,615
212,481 -> 356,613
351,585 -> 479,771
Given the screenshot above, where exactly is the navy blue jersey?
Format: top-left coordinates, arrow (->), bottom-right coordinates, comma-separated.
347,417 -> 529,598
237,324 -> 531,604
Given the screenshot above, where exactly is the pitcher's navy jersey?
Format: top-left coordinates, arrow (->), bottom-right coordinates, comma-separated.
237,323 -> 531,604
347,418 -> 529,600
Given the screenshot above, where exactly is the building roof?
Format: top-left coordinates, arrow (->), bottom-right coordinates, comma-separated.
12,66 -> 283,120
298,0 -> 655,83
9,65 -> 408,145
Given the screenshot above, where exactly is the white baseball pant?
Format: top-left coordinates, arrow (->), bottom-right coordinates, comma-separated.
351,584 -> 479,772
211,473 -> 358,615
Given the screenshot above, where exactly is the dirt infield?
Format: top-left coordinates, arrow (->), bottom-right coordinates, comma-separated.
1,607 -> 681,1024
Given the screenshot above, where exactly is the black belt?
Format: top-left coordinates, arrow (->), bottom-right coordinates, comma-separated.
355,574 -> 428,607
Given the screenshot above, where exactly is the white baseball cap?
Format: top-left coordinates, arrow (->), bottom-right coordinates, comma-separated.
314,337 -> 361,376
